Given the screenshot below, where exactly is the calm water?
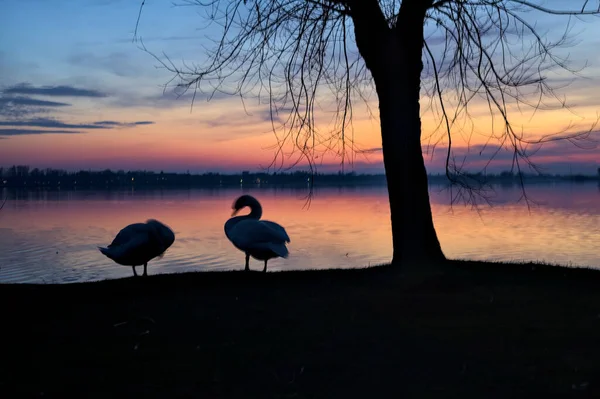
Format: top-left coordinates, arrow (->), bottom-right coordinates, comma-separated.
0,183 -> 599,283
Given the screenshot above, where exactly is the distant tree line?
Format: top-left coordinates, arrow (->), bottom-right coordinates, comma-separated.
0,166 -> 597,189
0,166 -> 385,188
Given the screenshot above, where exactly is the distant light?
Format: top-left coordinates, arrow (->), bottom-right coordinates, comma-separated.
131,177 -> 134,181
240,179 -> 243,183
307,178 -> 310,182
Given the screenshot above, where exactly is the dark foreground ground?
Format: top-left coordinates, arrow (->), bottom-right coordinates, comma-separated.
2,260 -> 600,398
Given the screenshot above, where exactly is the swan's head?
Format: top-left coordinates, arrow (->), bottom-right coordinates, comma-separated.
146,219 -> 175,251
231,194 -> 262,218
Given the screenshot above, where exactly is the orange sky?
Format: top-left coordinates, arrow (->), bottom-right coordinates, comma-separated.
1,0 -> 599,175
2,91 -> 597,175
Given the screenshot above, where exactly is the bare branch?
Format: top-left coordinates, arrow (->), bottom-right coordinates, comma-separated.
509,0 -> 600,15
138,0 -> 600,207
420,0 -> 600,207
133,0 -> 146,41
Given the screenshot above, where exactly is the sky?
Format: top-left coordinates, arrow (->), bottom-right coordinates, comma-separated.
0,0 -> 599,175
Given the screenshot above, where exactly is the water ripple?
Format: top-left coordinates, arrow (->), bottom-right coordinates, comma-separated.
1,185 -> 598,283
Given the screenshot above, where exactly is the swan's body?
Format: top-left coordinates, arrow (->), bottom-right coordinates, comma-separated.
224,195 -> 290,272
99,219 -> 175,277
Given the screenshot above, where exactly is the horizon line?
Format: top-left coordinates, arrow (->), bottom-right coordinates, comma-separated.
1,166 -> 599,178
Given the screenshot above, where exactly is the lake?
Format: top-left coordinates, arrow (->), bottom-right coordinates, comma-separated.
0,182 -> 599,283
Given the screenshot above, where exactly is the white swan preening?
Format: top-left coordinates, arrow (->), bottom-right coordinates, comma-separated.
224,195 -> 290,272
99,219 -> 175,277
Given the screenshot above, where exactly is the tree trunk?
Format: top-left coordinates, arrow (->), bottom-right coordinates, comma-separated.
350,0 -> 445,266
376,76 -> 446,265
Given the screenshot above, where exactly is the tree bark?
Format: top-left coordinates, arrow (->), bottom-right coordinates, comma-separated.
376,75 -> 446,264
350,0 -> 446,265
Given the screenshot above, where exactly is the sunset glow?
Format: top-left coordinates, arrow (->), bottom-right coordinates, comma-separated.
1,0 -> 599,174
1,185 -> 599,283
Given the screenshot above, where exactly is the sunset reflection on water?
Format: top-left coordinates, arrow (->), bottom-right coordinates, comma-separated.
0,182 -> 598,283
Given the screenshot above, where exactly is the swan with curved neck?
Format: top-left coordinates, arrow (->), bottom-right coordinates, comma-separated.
224,195 -> 290,272
99,219 -> 175,277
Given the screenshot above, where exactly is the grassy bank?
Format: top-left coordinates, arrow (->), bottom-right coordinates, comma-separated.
2,260 -> 600,398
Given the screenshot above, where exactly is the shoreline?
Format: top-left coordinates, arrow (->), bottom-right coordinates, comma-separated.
1,258 -> 597,287
1,258 -> 599,285
2,178 -> 599,192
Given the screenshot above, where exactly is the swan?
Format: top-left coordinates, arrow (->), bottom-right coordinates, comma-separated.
99,219 -> 175,277
224,195 -> 290,272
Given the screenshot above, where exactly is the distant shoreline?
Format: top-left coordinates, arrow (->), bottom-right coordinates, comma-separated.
1,179 -> 599,191
1,167 -> 598,189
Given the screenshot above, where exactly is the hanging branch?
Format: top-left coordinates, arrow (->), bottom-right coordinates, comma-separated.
137,0 -> 600,207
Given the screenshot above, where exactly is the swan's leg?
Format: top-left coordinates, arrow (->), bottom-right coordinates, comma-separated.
244,253 -> 250,271
143,263 -> 148,277
132,266 -> 138,277
263,260 -> 268,273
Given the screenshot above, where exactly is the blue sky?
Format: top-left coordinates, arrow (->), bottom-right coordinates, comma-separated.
0,0 -> 599,174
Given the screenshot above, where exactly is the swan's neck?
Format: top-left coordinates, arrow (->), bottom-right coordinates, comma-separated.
224,200 -> 262,237
224,197 -> 263,237
246,200 -> 263,220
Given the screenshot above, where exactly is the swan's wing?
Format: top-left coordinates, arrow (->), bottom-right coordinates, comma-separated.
228,219 -> 289,249
261,220 -> 291,243
249,241 -> 289,258
102,231 -> 150,260
109,223 -> 148,247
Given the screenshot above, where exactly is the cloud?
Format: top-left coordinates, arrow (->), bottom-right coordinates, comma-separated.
68,52 -> 140,78
0,128 -> 83,136
94,120 -> 155,127
0,96 -> 70,107
115,35 -> 204,44
199,108 -> 286,129
356,147 -> 382,154
0,84 -> 104,120
93,121 -> 123,126
0,82 -> 154,139
111,87 -> 239,109
3,83 -> 108,98
0,98 -> 58,119
88,0 -> 125,6
358,130 -> 599,159
0,118 -> 155,131
0,93 -> 71,119
0,118 -> 110,129
352,130 -> 599,174
101,83 -> 242,110
74,35 -> 205,48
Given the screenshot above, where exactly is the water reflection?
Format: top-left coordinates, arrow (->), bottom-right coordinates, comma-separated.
0,183 -> 598,283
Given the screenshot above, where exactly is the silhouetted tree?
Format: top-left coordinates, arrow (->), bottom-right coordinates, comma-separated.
139,0 -> 599,266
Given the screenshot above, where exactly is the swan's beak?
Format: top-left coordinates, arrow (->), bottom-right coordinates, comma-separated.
231,208 -> 239,216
